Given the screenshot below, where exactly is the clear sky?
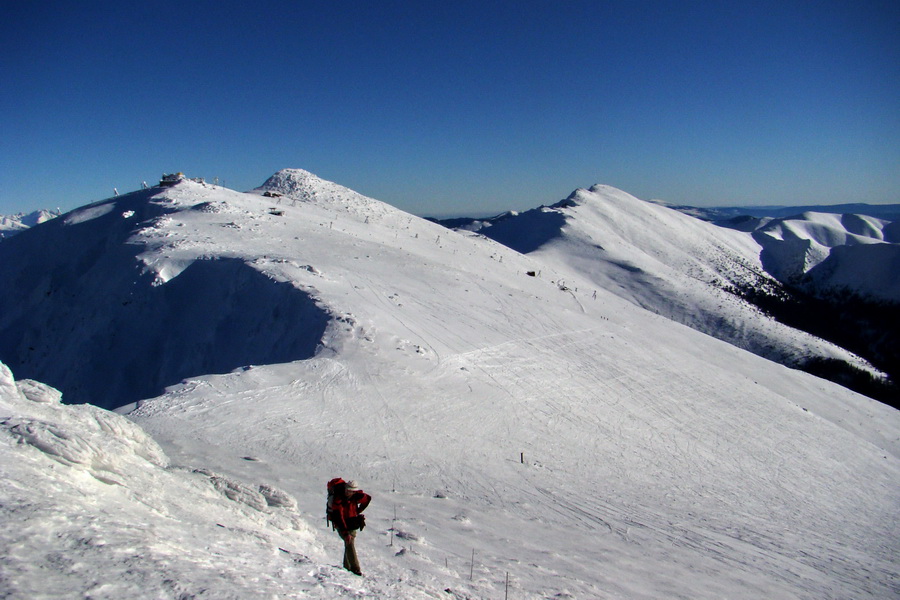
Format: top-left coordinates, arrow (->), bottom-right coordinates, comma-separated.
2,1 -> 898,217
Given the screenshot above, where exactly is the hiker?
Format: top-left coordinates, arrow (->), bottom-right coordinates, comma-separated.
327,478 -> 371,575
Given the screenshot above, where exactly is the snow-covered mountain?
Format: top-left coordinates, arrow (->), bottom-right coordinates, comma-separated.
734,212 -> 900,303
0,209 -> 58,239
670,202 -> 900,224
668,202 -> 900,303
445,185 -> 886,384
718,211 -> 900,384
1,170 -> 899,599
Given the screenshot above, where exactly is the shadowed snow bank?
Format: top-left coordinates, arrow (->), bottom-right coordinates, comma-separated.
1,253 -> 330,409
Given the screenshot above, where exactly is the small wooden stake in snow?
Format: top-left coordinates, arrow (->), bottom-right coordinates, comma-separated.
470,548 -> 475,580
520,452 -> 524,464
505,571 -> 510,600
390,504 -> 397,546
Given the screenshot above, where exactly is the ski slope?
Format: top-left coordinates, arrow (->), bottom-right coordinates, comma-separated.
1,170 -> 898,599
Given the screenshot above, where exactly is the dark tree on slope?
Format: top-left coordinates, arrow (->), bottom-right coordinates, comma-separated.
731,280 -> 900,408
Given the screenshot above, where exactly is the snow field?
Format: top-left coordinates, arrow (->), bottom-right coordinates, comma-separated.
1,171 -> 898,598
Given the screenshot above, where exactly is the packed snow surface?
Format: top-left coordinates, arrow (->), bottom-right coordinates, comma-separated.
1,170 -> 899,599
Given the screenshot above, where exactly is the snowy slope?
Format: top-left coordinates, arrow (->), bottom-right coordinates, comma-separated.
1,171 -> 899,599
463,185 -> 878,373
0,360 -> 413,599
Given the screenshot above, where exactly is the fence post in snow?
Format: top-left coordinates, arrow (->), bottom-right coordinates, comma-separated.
390,504 -> 397,546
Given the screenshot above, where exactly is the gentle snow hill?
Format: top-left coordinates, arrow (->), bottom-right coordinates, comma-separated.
2,169 -> 900,598
454,184 -> 878,375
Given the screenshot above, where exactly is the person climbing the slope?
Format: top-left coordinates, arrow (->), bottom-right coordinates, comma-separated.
326,478 -> 372,575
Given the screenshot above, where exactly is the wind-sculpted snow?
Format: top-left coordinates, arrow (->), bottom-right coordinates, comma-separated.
1,363 -> 168,481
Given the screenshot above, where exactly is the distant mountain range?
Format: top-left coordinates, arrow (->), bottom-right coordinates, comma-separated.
0,209 -> 59,239
668,202 -> 900,223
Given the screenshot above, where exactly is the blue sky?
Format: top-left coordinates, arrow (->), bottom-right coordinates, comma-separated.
2,1 -> 898,217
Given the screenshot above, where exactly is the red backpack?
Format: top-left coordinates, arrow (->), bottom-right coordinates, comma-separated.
326,477 -> 368,532
326,477 -> 345,530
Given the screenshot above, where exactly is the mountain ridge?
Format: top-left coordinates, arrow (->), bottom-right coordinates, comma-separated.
440,185 -> 892,392
1,170 -> 898,598
439,186 -> 898,399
